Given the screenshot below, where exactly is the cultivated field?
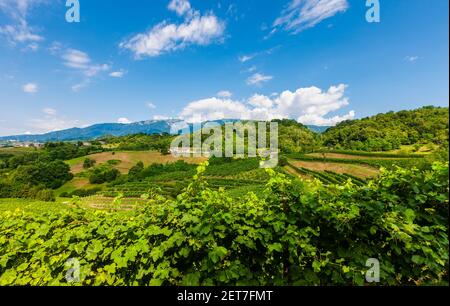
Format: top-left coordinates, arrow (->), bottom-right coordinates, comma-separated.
68,151 -> 207,174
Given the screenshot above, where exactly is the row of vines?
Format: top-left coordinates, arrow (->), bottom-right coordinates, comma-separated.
0,162 -> 448,286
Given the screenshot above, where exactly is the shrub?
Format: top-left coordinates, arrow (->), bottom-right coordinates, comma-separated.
83,158 -> 96,169
35,189 -> 55,202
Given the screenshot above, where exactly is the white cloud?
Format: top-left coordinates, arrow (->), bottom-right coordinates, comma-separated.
43,107 -> 56,115
179,84 -> 355,126
248,94 -> 274,108
117,117 -> 132,124
71,81 -> 88,93
246,73 -> 273,86
405,55 -> 419,63
216,90 -> 232,98
62,49 -> 110,77
120,2 -> 225,58
146,102 -> 156,109
168,0 -> 192,17
180,97 -> 251,123
48,41 -> 62,55
0,0 -> 45,45
23,42 -> 38,51
61,49 -> 110,91
153,115 -> 170,120
239,55 -> 253,63
22,82 -> 38,93
273,0 -> 349,34
245,66 -> 257,73
109,70 -> 127,78
25,108 -> 82,134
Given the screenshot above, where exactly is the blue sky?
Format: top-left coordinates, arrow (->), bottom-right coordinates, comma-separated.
0,0 -> 448,136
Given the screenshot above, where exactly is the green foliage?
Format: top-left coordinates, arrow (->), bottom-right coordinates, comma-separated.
60,187 -> 102,198
204,158 -> 260,176
35,189 -> 56,202
100,134 -> 173,153
89,166 -> 120,184
43,142 -> 104,161
128,161 -> 145,179
132,161 -> 196,181
317,149 -> 425,159
275,119 -> 320,153
12,161 -> 73,189
0,161 -> 447,286
323,106 -> 449,151
83,158 -> 96,169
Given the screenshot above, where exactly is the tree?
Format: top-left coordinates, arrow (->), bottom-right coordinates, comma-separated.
83,158 -> 96,169
128,161 -> 144,179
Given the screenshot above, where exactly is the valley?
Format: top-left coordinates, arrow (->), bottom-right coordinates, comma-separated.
0,106 -> 448,286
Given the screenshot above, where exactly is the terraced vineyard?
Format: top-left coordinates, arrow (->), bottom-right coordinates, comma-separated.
285,162 -> 366,186
100,158 -> 270,199
70,151 -> 431,201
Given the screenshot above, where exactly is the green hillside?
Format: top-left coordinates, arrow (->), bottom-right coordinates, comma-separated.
322,106 -> 449,151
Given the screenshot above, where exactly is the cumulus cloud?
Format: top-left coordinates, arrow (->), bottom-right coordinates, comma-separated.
246,73 -> 273,86
180,97 -> 251,123
117,117 -> 132,124
179,84 -> 355,126
248,94 -> 274,108
22,82 -> 38,93
120,1 -> 225,58
273,0 -> 349,34
216,90 -> 232,98
0,0 -> 45,45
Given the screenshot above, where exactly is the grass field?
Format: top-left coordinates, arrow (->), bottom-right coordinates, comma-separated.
55,177 -> 103,196
0,198 -> 69,213
67,151 -> 207,174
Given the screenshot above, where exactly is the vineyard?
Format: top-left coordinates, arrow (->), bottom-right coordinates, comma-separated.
284,162 -> 366,186
0,161 -> 448,286
101,158 -> 270,199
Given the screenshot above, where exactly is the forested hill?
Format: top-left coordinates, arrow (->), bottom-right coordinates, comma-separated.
322,106 -> 449,151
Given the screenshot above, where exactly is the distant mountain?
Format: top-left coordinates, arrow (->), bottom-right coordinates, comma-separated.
0,120 -> 182,143
0,119 -> 243,143
307,125 -> 332,134
0,120 -> 334,143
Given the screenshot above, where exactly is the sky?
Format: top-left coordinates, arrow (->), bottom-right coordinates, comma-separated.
0,0 -> 448,136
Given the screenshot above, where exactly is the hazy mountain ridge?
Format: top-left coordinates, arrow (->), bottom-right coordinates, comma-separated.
0,119 -> 330,143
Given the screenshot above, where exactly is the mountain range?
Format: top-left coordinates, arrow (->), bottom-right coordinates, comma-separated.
0,120 -> 331,143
